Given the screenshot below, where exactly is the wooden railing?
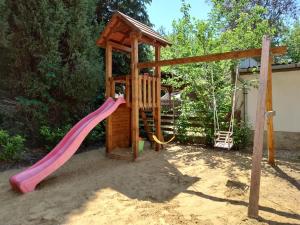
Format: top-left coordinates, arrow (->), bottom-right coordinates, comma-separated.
139,75 -> 159,109
110,75 -> 159,109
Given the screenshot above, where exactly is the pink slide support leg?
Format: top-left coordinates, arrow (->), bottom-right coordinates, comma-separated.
9,97 -> 125,193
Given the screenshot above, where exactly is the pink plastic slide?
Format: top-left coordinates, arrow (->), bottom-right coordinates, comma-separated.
10,97 -> 125,193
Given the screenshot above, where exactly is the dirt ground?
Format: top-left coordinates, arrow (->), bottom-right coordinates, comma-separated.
0,144 -> 299,225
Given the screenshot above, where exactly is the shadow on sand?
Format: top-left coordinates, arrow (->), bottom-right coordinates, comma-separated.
1,144 -> 299,225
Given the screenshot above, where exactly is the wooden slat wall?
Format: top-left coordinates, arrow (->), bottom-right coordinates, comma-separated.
111,105 -> 131,149
110,75 -> 160,109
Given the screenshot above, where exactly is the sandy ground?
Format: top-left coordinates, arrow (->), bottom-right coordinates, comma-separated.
0,144 -> 299,225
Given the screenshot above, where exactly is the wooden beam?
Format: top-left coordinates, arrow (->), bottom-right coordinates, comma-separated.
154,46 -> 162,151
248,36 -> 271,218
130,32 -> 139,160
108,41 -> 131,53
267,58 -> 275,165
105,43 -> 113,154
138,46 -> 287,69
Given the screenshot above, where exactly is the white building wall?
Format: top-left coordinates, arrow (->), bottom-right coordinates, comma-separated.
241,70 -> 300,132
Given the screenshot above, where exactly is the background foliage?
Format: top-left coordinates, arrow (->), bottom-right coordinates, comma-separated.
161,0 -> 298,148
0,0 -> 299,161
0,0 -> 152,158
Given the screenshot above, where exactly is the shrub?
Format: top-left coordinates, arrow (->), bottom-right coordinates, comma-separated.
40,125 -> 72,150
0,129 -> 25,161
40,123 -> 105,151
232,121 -> 252,150
85,124 -> 105,145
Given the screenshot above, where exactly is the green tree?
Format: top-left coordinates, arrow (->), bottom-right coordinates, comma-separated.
286,21 -> 300,62
161,1 -> 253,147
0,0 -> 10,90
0,0 -> 9,47
162,1 -> 233,143
4,0 -> 103,141
209,0 -> 299,42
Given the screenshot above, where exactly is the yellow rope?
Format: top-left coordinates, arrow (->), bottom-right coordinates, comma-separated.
152,135 -> 175,145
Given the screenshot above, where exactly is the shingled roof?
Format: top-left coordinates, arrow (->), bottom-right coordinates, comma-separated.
96,11 -> 171,48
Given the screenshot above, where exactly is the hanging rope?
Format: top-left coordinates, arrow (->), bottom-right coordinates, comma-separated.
212,63 -> 239,149
228,65 -> 239,134
211,67 -> 219,134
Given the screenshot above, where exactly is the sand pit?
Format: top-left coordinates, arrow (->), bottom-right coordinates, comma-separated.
0,145 -> 299,225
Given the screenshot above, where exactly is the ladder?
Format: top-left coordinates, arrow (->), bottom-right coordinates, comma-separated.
140,109 -> 155,146
214,131 -> 233,150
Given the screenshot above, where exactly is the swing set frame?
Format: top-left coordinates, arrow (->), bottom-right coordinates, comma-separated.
97,12 -> 287,218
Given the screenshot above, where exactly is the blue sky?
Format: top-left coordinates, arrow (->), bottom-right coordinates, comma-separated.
147,0 -> 212,32
147,0 -> 300,32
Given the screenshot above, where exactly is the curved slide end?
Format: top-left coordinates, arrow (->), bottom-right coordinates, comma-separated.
9,97 -> 125,193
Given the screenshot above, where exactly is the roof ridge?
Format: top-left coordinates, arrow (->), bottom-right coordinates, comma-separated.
116,11 -> 171,45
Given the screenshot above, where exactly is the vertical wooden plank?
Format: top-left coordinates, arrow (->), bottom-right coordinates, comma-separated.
148,76 -> 152,108
267,58 -> 275,165
152,77 -> 156,108
248,36 -> 271,218
139,76 -> 143,108
125,76 -> 130,107
143,75 -> 147,108
105,43 -> 113,154
155,45 -> 161,151
111,79 -> 115,97
130,33 -> 139,160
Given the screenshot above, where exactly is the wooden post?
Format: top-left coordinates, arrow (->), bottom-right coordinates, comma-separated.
248,36 -> 271,218
130,33 -> 139,160
154,45 -> 161,151
266,58 -> 275,165
105,43 -> 113,154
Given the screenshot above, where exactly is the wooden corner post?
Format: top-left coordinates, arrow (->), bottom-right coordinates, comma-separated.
105,43 -> 113,154
267,58 -> 275,165
130,33 -> 139,160
155,45 -> 162,151
248,36 -> 271,218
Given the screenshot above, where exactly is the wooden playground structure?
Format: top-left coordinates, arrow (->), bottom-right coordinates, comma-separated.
96,11 -> 287,218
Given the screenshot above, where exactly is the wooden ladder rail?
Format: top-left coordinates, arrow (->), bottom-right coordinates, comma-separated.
140,109 -> 154,147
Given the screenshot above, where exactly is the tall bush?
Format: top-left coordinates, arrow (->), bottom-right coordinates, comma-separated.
3,0 -> 103,142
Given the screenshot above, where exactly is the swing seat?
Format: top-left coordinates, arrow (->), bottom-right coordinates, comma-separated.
214,131 -> 233,150
152,135 -> 175,145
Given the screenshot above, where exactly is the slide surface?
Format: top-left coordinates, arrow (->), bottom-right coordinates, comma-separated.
10,97 -> 125,193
